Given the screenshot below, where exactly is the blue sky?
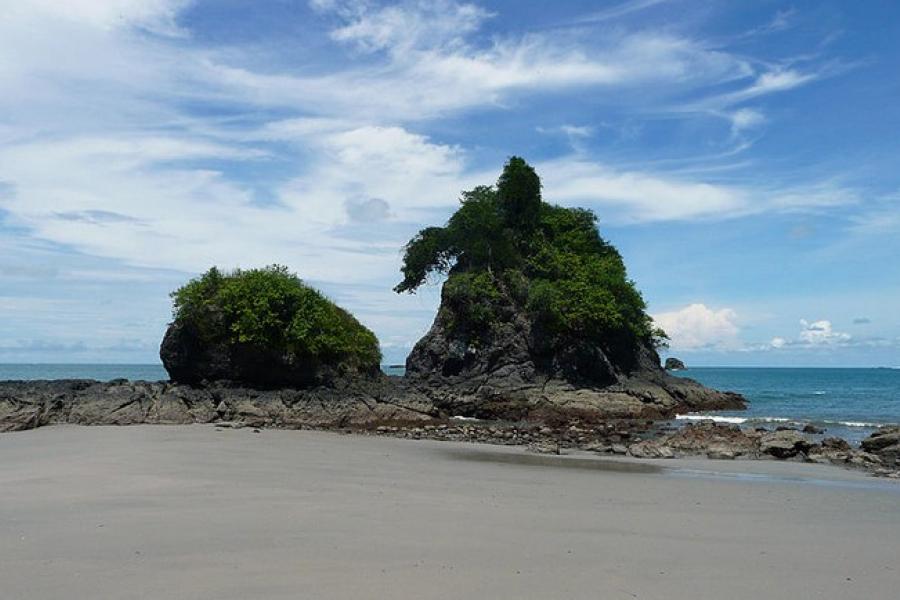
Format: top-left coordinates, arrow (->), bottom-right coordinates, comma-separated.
1,0 -> 899,367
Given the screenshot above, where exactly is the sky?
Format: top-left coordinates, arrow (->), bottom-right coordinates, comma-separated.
1,0 -> 899,367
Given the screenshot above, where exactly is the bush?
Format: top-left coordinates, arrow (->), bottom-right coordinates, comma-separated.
171,265 -> 381,370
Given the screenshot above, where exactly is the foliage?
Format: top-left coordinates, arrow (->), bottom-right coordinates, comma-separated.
171,265 -> 381,367
395,156 -> 665,353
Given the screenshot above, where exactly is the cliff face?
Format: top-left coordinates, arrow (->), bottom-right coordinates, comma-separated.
405,287 -> 744,421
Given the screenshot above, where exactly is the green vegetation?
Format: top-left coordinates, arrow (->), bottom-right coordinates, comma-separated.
171,265 -> 381,369
395,157 -> 667,354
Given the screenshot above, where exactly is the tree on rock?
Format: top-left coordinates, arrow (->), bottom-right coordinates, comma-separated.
161,265 -> 381,387
395,157 -> 667,385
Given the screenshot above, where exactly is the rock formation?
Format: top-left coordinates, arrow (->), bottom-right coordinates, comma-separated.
404,290 -> 744,421
160,266 -> 381,388
664,357 -> 686,370
0,379 -> 433,434
861,426 -> 900,468
396,157 -> 745,421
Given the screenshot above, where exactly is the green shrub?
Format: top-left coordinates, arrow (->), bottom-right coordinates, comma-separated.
171,265 -> 381,368
395,157 -> 664,354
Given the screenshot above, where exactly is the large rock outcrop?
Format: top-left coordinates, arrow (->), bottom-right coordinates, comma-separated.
404,291 -> 744,421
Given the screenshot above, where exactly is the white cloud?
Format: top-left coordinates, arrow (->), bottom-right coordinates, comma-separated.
328,0 -> 492,54
8,0 -> 191,35
729,108 -> 765,136
765,319 -> 853,349
798,319 -> 851,346
652,304 -> 741,350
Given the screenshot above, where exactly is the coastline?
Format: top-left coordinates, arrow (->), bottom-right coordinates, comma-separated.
2,425 -> 897,600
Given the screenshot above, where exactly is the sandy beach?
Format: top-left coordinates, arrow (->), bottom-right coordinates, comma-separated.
1,425 -> 898,600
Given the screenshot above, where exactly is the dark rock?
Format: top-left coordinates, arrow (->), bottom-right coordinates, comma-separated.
0,378 -> 437,434
160,321 -> 381,389
760,430 -> 814,459
659,421 -> 759,458
861,427 -> 900,468
404,288 -> 744,422
802,424 -> 825,434
664,357 -> 686,371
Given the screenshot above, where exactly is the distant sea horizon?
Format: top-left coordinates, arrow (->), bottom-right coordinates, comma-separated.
2,364 -> 897,443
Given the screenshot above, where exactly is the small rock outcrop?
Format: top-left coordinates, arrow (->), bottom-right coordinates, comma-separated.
664,357 -> 686,371
160,266 -> 382,388
861,426 -> 900,468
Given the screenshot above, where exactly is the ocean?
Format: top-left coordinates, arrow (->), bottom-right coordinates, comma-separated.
674,367 -> 900,444
1,364 -> 896,443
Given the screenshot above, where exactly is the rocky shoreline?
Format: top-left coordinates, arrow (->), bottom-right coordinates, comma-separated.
2,377 -> 897,480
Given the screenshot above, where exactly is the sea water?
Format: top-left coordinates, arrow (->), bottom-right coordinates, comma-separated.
1,364 -> 896,443
673,367 -> 900,444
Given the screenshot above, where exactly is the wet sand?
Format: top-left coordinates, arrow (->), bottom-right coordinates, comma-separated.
1,425 -> 898,599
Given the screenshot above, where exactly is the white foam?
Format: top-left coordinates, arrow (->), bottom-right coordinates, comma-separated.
449,415 -> 479,422
675,414 -> 748,424
676,415 -> 893,429
821,420 -> 890,428
812,391 -> 827,395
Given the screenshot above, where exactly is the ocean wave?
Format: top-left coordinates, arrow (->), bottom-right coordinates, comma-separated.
821,420 -> 893,428
676,414 -> 893,429
812,390 -> 827,395
675,415 -> 748,424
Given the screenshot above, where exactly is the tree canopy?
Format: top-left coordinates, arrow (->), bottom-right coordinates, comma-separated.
171,265 -> 381,369
395,157 -> 666,353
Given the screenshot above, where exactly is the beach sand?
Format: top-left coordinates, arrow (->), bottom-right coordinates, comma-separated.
1,425 -> 898,599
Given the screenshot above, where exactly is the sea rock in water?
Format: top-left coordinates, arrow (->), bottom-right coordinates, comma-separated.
664,357 -> 686,371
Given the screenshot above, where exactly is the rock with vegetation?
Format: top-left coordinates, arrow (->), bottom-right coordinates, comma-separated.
664,357 -> 686,370
394,157 -> 744,419
160,265 -> 382,388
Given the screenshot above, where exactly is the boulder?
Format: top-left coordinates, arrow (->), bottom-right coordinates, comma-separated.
760,430 -> 814,459
861,427 -> 900,467
658,421 -> 759,457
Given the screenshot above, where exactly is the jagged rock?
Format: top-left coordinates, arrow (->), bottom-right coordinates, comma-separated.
657,421 -> 759,457
664,357 -> 686,371
628,441 -> 674,459
0,378 -> 437,433
861,427 -> 900,468
707,445 -> 737,460
405,293 -> 744,422
802,423 -> 825,434
760,430 -> 814,459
